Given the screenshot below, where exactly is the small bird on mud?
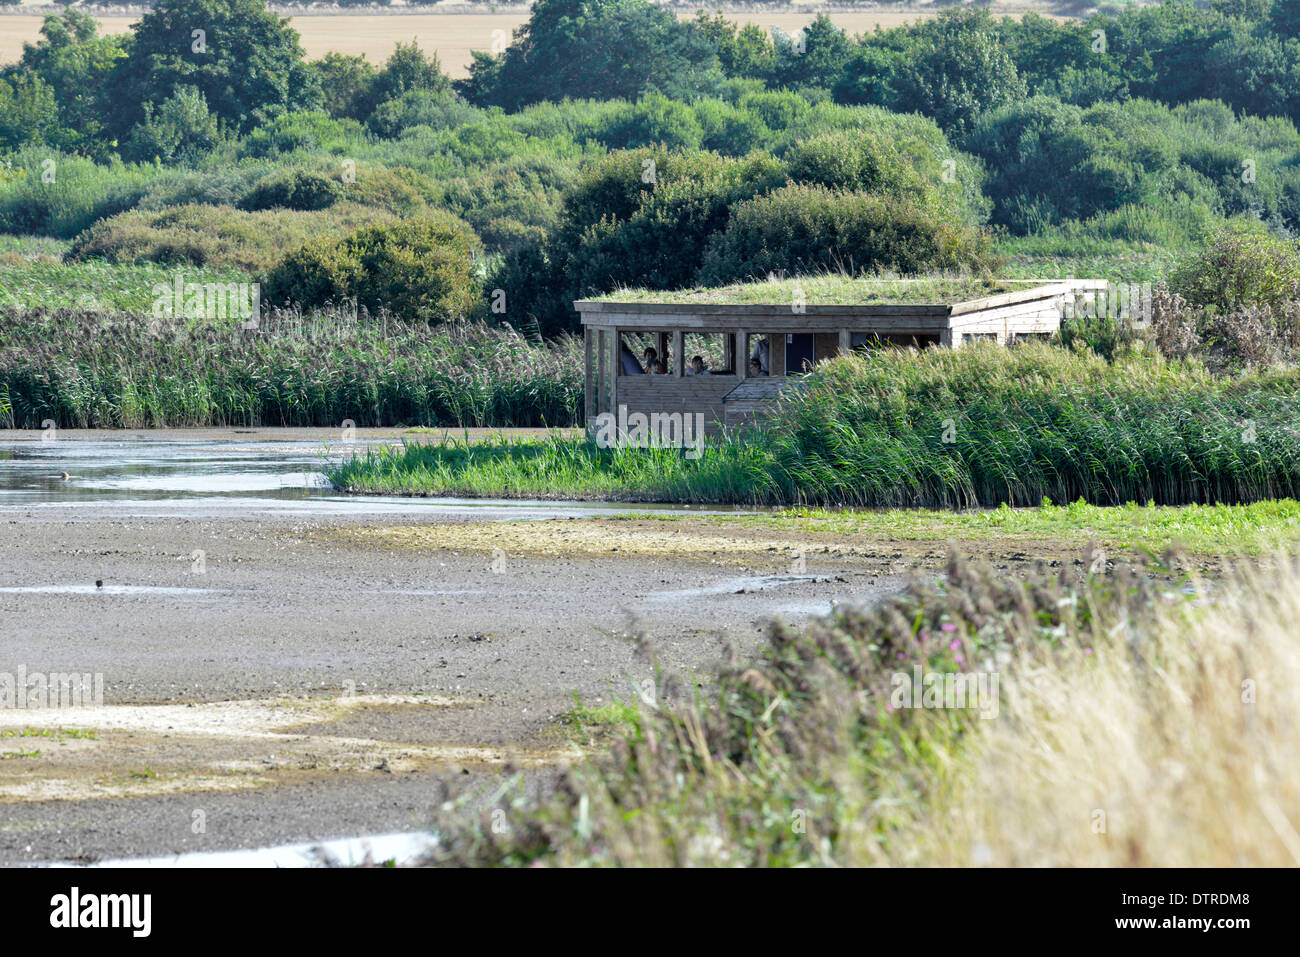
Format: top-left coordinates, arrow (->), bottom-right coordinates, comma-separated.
95,580 -> 103,590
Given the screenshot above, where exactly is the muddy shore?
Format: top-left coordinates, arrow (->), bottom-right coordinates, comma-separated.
0,427 -> 929,863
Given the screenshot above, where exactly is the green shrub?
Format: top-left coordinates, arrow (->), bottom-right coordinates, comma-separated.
1172,220 -> 1300,311
440,155 -> 569,252
239,169 -> 344,212
343,163 -> 441,216
691,98 -> 772,155
736,89 -> 809,130
240,111 -> 358,158
589,93 -> 706,151
697,184 -> 997,285
0,149 -> 165,238
134,167 -> 272,211
366,88 -> 482,138
123,86 -> 222,164
264,213 -> 482,321
66,203 -> 395,272
568,151 -> 784,294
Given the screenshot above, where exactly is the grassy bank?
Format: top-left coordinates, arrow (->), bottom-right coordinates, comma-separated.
328,343 -> 1300,507
636,498 -> 1300,556
0,309 -> 581,429
426,553 -> 1300,866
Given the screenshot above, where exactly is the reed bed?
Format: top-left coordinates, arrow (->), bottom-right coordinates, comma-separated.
330,342 -> 1300,507
0,307 -> 582,429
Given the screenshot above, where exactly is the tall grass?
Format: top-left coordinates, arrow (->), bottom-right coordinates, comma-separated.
0,257 -> 251,313
426,553 -> 1300,867
0,309 -> 582,429
330,342 -> 1300,507
763,341 -> 1300,507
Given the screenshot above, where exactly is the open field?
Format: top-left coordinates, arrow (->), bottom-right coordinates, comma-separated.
0,9 -> 1064,72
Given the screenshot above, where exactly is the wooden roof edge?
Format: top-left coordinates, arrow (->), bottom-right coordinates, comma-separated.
578,280 -> 1108,320
948,280 -> 1108,316
576,303 -> 953,322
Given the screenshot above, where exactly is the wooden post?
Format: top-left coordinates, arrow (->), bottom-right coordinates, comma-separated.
723,329 -> 734,374
655,331 -> 668,372
584,326 -> 595,424
771,334 -> 787,377
672,331 -> 684,377
737,330 -> 748,380
597,329 -> 608,416
608,327 -> 620,414
838,328 -> 851,355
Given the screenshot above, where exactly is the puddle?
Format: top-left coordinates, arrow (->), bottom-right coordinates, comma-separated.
643,574 -> 828,602
38,830 -> 435,868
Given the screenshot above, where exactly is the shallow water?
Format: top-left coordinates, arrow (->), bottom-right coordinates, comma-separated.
0,432 -> 747,519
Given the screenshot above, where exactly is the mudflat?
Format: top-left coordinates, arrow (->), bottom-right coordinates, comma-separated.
0,428 -> 914,863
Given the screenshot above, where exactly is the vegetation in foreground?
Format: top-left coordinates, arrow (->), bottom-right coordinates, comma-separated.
328,342 -> 1300,508
425,553 -> 1300,866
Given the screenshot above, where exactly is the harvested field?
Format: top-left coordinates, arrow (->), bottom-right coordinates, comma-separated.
0,9 -> 1065,74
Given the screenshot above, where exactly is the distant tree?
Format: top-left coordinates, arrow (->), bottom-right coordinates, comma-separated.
368,41 -> 450,105
107,0 -> 321,137
0,74 -> 59,149
893,10 -> 1027,137
124,85 -> 222,164
313,51 -> 377,121
1273,0 -> 1300,37
692,13 -> 777,81
459,0 -> 722,110
3,11 -> 126,158
768,15 -> 853,91
832,43 -> 908,108
1201,23 -> 1300,120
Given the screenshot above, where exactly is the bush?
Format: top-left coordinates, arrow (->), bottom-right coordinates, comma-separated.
343,163 -> 441,216
240,111 -> 357,158
1172,220 -> 1300,311
123,86 -> 222,164
366,89 -> 482,138
736,90 -> 809,130
0,150 -> 163,238
691,98 -> 772,155
697,184 -> 996,285
566,151 -> 784,295
67,203 -> 395,272
134,167 -> 271,211
783,128 -> 986,226
440,156 -> 569,253
239,169 -> 344,212
589,93 -> 706,151
264,213 -> 482,322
